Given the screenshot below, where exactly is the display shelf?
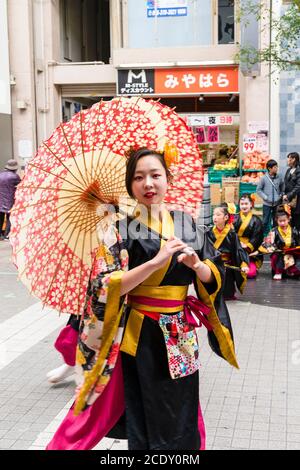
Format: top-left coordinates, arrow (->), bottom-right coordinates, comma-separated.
240,182 -> 257,195
208,168 -> 238,183
242,169 -> 267,173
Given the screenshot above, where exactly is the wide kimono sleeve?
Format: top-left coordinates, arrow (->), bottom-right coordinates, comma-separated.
230,231 -> 249,294
73,225 -> 129,415
247,217 -> 264,252
292,227 -> 300,246
193,229 -> 239,369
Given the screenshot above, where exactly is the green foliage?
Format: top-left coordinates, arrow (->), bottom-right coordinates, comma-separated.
236,0 -> 300,71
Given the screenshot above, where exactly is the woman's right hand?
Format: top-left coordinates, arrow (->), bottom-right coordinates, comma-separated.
151,236 -> 187,269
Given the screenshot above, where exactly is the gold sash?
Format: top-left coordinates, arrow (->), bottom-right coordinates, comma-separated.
238,212 -> 254,252
213,225 -> 231,250
278,225 -> 292,248
120,285 -> 189,357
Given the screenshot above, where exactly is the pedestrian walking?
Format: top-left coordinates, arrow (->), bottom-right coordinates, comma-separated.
256,159 -> 284,237
234,193 -> 264,278
46,147 -> 238,451
207,203 -> 249,300
0,159 -> 21,239
46,315 -> 80,384
282,152 -> 300,230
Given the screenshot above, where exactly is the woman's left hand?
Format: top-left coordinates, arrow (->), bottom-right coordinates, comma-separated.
177,247 -> 202,271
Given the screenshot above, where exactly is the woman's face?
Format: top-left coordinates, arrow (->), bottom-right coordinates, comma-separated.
131,155 -> 168,207
277,215 -> 289,229
239,198 -> 252,214
213,208 -> 228,227
287,156 -> 296,168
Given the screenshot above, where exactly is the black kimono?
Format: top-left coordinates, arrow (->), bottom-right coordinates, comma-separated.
284,166 -> 300,229
118,210 -> 237,449
207,224 -> 249,299
268,225 -> 300,276
234,212 -> 264,270
47,209 -> 238,451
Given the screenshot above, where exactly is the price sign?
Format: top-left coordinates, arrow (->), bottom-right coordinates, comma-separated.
243,134 -> 257,153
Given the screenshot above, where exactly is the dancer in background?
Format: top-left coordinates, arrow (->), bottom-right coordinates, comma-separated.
208,203 -> 249,300
261,206 -> 300,280
234,194 -> 264,279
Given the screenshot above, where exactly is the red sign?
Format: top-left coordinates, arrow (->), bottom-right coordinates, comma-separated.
155,66 -> 239,95
207,126 -> 219,143
195,127 -> 206,143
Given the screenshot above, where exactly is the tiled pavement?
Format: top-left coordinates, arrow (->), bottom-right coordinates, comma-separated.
1,241 -> 300,450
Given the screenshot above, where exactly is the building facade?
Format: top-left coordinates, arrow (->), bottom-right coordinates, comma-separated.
0,0 -> 13,167
5,0 -> 277,170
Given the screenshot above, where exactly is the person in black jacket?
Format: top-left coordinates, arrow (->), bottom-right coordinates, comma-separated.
283,152 -> 300,230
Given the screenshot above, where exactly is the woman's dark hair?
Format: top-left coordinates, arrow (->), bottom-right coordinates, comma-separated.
287,152 -> 300,165
239,193 -> 253,205
215,203 -> 230,222
266,159 -> 278,170
125,147 -> 170,198
275,205 -> 290,220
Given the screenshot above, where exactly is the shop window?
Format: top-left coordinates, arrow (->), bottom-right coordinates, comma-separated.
62,0 -> 71,61
218,0 -> 235,44
125,0 -> 212,48
60,0 -> 110,63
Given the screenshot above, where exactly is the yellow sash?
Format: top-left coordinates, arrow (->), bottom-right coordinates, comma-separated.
238,212 -> 254,251
278,225 -> 292,248
237,211 -> 253,238
120,285 -> 189,357
213,225 -> 231,250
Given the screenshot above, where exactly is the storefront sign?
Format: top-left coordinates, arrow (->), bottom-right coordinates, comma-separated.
147,1 -> 187,17
118,69 -> 155,95
155,67 -> 238,94
117,67 -> 239,96
187,114 -> 235,127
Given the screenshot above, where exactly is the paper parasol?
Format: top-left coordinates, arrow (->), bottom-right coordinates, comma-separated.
10,97 -> 203,315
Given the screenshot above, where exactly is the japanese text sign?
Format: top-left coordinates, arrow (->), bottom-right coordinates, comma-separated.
117,67 -> 239,96
195,127 -> 206,144
207,126 -> 219,143
155,67 -> 238,94
147,0 -> 188,17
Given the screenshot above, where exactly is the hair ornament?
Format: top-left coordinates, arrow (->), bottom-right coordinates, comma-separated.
227,203 -> 236,215
283,204 -> 291,216
163,141 -> 180,168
